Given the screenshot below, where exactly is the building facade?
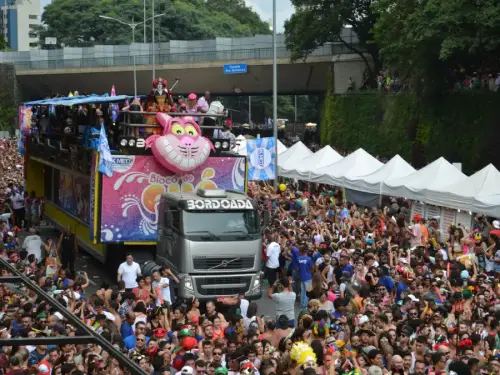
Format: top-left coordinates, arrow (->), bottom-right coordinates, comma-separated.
0,0 -> 40,51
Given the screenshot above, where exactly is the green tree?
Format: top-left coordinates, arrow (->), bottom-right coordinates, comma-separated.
35,0 -> 270,48
0,94 -> 17,132
374,0 -> 500,94
0,33 -> 9,51
205,0 -> 271,35
284,0 -> 380,83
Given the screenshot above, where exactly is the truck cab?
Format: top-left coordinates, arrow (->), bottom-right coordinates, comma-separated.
156,188 -> 262,300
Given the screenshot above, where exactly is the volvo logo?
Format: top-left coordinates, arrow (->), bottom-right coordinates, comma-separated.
220,260 -> 228,267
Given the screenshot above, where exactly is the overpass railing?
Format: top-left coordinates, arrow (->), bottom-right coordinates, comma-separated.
14,44 -> 359,71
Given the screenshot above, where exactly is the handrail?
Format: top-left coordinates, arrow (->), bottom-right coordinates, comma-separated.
12,44 -> 362,71
126,111 -> 226,116
0,257 -> 147,375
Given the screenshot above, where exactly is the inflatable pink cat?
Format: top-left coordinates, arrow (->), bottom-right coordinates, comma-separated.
145,113 -> 214,174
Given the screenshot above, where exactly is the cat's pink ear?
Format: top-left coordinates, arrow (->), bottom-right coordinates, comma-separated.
156,113 -> 173,131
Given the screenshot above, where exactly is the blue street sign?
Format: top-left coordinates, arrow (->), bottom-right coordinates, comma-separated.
223,63 -> 248,74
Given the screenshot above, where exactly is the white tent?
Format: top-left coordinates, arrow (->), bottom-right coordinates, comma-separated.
278,141 -> 313,171
344,155 -> 416,194
425,164 -> 500,212
383,157 -> 467,201
233,138 -> 287,156
310,148 -> 383,186
279,145 -> 343,180
473,194 -> 500,218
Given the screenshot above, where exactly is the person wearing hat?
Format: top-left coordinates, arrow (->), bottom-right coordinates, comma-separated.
408,213 -> 423,248
186,93 -> 199,120
37,360 -> 51,375
297,299 -> 320,321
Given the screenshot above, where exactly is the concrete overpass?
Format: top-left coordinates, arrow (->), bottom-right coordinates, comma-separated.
5,33 -> 367,98
17,53 -> 366,98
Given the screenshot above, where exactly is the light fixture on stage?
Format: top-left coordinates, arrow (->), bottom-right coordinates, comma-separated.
212,138 -> 231,155
119,137 -> 146,151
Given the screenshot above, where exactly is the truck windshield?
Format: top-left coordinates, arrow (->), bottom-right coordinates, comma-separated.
182,210 -> 259,236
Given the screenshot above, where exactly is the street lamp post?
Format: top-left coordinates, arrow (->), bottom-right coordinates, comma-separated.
272,0 -> 278,189
152,0 -> 155,79
143,0 -> 147,43
99,13 -> 165,97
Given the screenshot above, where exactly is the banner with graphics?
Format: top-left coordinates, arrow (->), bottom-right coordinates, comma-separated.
246,137 -> 276,181
89,153 -> 97,242
100,155 -> 246,242
58,171 -> 90,224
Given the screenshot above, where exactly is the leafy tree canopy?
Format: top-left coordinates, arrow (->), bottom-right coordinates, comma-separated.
0,34 -> 9,51
284,0 -> 379,81
374,0 -> 500,92
285,0 -> 500,93
35,0 -> 270,47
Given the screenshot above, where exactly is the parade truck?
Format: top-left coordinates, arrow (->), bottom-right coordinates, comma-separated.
20,83 -> 263,300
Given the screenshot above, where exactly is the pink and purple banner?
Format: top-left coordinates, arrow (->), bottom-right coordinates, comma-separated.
100,155 -> 246,242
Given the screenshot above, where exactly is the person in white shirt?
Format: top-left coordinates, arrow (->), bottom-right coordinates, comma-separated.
152,270 -> 172,305
197,91 -> 210,126
117,254 -> 141,290
265,237 -> 281,286
22,228 -> 43,262
11,188 -> 26,228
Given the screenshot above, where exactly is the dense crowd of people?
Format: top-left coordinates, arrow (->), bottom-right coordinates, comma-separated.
1,135 -> 500,375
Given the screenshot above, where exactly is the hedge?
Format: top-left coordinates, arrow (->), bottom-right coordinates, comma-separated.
320,91 -> 500,174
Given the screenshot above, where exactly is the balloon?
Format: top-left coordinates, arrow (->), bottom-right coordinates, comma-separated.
181,336 -> 198,350
279,183 -> 286,192
146,113 -> 214,174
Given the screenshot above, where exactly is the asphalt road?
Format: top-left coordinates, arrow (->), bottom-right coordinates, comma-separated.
28,224 -> 296,320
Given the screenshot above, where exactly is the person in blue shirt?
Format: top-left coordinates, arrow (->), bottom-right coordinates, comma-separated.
120,312 -> 135,339
297,245 -> 313,308
287,241 -> 300,294
338,203 -> 349,221
54,268 -> 72,289
123,322 -> 150,350
335,254 -> 354,283
395,271 -> 413,302
378,269 -> 395,293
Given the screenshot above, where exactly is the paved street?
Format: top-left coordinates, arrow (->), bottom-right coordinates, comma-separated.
26,225 -> 292,320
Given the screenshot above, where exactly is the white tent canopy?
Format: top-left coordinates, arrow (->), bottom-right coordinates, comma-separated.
383,157 -> 467,201
310,148 -> 383,186
474,194 -> 500,218
344,155 -> 416,194
233,138 -> 287,156
425,164 -> 500,211
277,141 -> 313,171
279,145 -> 343,180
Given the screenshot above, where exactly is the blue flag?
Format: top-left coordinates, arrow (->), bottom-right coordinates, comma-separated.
246,137 -> 276,181
98,124 -> 113,177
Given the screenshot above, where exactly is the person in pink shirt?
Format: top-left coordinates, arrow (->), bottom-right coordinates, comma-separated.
196,91 -> 210,125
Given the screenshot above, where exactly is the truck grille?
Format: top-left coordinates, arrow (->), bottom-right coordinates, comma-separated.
193,256 -> 254,271
195,276 -> 252,296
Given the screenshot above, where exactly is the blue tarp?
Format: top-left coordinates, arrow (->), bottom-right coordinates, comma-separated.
24,94 -> 134,106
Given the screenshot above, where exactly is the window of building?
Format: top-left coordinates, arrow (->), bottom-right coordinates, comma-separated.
29,15 -> 38,20
29,33 -> 37,38
29,24 -> 38,29
29,42 -> 38,48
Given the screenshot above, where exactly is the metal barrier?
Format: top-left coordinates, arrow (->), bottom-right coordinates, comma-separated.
13,44 -> 359,71
0,257 -> 147,375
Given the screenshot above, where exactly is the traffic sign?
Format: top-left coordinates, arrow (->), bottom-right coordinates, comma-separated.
223,63 -> 248,74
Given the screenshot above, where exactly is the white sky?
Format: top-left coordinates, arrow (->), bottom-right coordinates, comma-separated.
244,0 -> 294,32
41,0 -> 294,33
